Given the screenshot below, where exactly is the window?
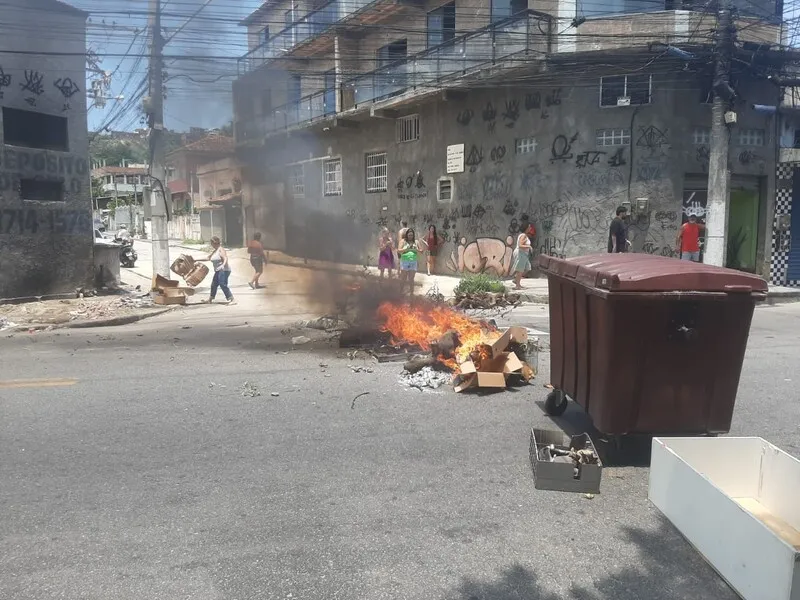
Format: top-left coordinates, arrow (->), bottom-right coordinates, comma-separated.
693,127 -> 710,145
377,40 -> 407,68
289,164 -> 304,197
21,179 -> 64,203
739,128 -> 765,146
323,158 -> 342,196
491,0 -> 527,22
515,137 -> 538,154
595,128 -> 630,147
437,177 -> 453,202
396,114 -> 420,143
261,26 -> 270,45
793,129 -> 800,149
365,152 -> 387,193
2,107 -> 69,151
427,1 -> 456,48
600,74 -> 651,107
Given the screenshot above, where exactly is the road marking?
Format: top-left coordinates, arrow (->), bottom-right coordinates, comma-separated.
527,328 -> 549,336
0,378 -> 78,389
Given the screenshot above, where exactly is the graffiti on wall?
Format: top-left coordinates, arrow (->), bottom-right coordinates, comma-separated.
446,236 -> 514,276
636,125 -> 669,160
0,67 -> 11,99
0,208 -> 92,235
465,145 -> 484,172
395,171 -> 427,201
0,148 -> 89,195
482,101 -> 497,133
550,133 -> 579,163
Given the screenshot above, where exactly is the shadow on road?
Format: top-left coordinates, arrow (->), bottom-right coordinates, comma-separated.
448,519 -> 735,600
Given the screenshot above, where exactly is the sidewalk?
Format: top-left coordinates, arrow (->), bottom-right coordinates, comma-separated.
138,240 -> 800,306
165,241 -> 550,302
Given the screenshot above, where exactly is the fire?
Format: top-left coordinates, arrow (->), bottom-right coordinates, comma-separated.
376,301 -> 499,367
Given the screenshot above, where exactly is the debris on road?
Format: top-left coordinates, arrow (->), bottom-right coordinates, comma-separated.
449,291 -> 521,310
152,274 -> 195,306
351,391 -> 369,409
291,335 -> 312,345
170,254 -> 209,287
270,392 -> 280,397
349,365 -> 374,374
400,366 -> 451,390
241,382 -> 261,397
0,317 -> 16,331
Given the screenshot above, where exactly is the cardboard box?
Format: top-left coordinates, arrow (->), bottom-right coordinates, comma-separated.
153,294 -> 186,305
529,428 -> 602,494
490,326 -> 528,358
649,437 -> 800,600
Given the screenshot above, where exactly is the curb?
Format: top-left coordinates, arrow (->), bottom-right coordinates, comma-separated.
4,307 -> 177,333
765,293 -> 800,306
65,307 -> 177,328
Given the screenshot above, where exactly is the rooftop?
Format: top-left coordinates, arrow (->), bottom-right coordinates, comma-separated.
167,134 -> 235,158
92,165 -> 149,176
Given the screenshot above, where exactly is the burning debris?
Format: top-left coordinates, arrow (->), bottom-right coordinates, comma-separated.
375,301 -> 536,392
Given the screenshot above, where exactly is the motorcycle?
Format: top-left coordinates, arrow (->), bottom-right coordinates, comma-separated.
117,239 -> 138,268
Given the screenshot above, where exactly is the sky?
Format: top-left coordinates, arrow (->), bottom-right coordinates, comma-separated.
70,0 -> 261,132
62,0 -> 800,133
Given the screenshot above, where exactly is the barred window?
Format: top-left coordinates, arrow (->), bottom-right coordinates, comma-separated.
289,163 -> 304,197
692,127 -> 710,145
739,128 -> 765,146
323,158 -> 342,196
365,151 -> 387,193
515,137 -> 537,154
595,128 -> 630,146
396,114 -> 420,143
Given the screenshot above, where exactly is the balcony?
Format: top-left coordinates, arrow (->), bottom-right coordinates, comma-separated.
238,0 -> 376,75
236,10 -> 552,143
348,11 -> 551,106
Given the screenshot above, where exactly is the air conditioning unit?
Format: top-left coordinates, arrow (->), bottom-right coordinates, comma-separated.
617,96 -> 631,107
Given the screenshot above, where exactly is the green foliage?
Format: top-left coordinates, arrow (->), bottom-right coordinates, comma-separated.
454,273 -> 507,295
89,136 -> 147,166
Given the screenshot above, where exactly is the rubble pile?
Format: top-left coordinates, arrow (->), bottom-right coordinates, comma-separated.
449,291 -> 522,310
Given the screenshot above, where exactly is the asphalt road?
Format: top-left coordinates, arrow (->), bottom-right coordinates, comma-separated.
1,301 -> 799,600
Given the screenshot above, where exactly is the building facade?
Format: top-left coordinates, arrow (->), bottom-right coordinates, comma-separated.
0,0 -> 92,298
233,0 -> 785,276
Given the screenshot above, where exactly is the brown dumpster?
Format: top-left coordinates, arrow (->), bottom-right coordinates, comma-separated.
538,253 -> 767,437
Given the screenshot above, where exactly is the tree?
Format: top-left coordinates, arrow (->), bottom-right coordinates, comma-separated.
90,136 -> 147,166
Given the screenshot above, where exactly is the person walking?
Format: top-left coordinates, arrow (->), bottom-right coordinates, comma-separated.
378,227 -> 395,279
396,220 -> 409,277
247,232 -> 269,289
398,228 -> 423,295
510,231 -> 532,290
195,236 -> 235,305
608,206 -> 629,253
676,214 -> 705,262
424,224 -> 441,276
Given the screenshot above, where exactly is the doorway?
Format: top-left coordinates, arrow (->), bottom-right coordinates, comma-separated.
727,187 -> 759,271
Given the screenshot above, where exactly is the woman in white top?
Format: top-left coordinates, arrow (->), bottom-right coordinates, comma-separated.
194,236 -> 235,304
510,232 -> 532,290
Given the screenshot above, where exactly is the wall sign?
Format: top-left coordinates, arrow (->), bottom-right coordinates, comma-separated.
446,144 -> 465,174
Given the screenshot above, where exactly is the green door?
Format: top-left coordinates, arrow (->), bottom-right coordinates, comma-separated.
727,188 -> 758,271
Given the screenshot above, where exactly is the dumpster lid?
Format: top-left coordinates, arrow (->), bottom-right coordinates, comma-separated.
538,254 -> 768,293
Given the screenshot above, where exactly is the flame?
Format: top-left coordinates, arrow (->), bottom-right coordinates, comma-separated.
376,301 -> 498,367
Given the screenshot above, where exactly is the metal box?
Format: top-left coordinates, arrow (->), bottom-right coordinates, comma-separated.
529,428 -> 602,494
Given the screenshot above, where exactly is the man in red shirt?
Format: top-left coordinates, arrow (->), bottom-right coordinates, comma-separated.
676,214 -> 705,262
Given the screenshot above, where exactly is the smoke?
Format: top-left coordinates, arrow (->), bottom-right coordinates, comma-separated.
161,1 -> 256,130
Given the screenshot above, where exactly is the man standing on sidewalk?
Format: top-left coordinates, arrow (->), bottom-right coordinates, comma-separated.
676,214 -> 705,262
608,206 -> 629,253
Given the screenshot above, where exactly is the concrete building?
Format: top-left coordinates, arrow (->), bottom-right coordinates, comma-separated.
0,0 -> 92,298
196,157 -> 244,246
233,0 -> 786,275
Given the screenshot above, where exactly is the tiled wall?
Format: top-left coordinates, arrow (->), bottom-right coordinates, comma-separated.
772,163 -> 799,287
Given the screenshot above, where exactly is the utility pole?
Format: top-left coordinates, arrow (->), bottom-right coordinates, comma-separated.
148,0 -> 171,278
704,0 -> 734,267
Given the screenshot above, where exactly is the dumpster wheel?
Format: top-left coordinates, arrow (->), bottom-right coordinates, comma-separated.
544,390 -> 568,417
